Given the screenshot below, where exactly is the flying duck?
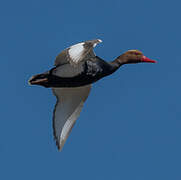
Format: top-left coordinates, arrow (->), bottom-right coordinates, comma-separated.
29,39 -> 156,151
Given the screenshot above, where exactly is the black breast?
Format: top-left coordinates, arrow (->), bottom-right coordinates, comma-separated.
85,56 -> 114,78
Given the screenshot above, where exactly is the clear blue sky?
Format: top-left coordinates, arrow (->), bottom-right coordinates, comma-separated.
0,0 -> 180,179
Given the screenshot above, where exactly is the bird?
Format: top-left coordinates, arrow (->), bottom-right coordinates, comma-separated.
29,39 -> 156,151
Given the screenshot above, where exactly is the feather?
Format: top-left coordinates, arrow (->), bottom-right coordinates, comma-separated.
54,39 -> 102,66
52,85 -> 91,151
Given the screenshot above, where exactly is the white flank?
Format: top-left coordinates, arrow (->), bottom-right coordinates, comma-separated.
52,63 -> 84,78
68,42 -> 84,64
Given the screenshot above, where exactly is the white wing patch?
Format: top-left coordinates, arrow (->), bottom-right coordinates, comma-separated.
52,85 -> 91,151
67,39 -> 102,65
68,42 -> 85,64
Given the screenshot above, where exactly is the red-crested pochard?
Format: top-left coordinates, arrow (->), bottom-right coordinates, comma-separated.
29,39 -> 156,151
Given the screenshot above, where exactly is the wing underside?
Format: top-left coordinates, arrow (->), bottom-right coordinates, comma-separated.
52,85 -> 91,151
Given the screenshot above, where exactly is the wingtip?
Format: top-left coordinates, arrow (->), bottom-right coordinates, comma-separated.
55,139 -> 65,152
58,145 -> 63,152
57,144 -> 64,152
56,141 -> 62,152
92,39 -> 102,48
97,39 -> 102,43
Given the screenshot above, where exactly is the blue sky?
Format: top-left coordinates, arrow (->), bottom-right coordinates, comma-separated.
0,0 -> 181,179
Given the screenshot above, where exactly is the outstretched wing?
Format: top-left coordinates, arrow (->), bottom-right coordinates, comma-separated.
52,85 -> 91,151
54,39 -> 102,66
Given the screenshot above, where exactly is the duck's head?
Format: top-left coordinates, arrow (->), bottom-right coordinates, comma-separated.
117,50 -> 157,65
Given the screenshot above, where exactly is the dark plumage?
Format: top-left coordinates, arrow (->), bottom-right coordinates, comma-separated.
29,39 -> 156,151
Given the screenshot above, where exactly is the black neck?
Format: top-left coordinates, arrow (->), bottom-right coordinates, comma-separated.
108,55 -> 126,74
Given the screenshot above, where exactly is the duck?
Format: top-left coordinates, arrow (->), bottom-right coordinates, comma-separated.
29,39 -> 156,151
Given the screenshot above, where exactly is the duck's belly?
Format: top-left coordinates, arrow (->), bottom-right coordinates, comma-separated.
48,73 -> 102,87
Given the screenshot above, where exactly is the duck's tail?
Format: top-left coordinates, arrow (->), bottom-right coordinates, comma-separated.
28,72 -> 50,87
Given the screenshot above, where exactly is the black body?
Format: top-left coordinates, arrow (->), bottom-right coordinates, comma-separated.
32,56 -> 118,88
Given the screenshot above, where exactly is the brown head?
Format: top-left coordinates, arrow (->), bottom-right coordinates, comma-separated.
115,50 -> 157,65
